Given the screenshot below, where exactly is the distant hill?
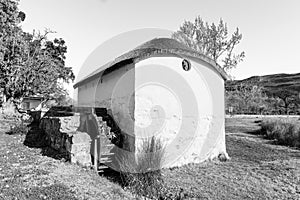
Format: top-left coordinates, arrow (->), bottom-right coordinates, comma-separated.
226,72 -> 300,95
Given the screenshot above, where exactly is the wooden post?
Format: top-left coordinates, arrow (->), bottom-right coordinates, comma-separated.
94,138 -> 98,171
92,108 -> 101,171
98,135 -> 101,168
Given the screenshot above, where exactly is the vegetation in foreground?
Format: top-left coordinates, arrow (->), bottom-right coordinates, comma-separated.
261,118 -> 300,148
118,137 -> 175,199
1,118 -> 300,199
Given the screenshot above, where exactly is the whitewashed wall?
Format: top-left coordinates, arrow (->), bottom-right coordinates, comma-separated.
77,63 -> 135,132
134,56 -> 227,167
77,56 -> 227,167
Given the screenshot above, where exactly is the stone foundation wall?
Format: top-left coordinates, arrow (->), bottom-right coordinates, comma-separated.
39,113 -> 92,166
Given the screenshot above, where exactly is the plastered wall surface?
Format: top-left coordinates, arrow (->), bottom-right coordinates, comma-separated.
78,63 -> 135,133
76,55 -> 227,167
134,56 -> 226,167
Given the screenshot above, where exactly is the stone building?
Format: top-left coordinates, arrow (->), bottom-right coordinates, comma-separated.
73,38 -> 230,168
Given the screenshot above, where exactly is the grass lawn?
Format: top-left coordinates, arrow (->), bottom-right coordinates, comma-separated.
1,117 -> 300,199
0,120 -> 133,200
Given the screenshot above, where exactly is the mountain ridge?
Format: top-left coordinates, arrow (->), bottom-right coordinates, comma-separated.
226,72 -> 300,94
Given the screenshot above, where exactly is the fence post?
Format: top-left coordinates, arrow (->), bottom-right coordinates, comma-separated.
94,138 -> 98,171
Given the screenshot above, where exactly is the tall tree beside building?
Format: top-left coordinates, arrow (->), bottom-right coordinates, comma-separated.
173,17 -> 245,72
0,0 -> 74,105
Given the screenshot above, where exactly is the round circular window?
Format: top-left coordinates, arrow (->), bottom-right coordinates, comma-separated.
182,59 -> 191,71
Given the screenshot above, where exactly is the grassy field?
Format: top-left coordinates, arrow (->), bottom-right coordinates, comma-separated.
0,120 -> 134,200
0,117 -> 299,199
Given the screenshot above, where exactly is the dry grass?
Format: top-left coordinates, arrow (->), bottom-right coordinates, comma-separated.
261,118 -> 300,147
1,117 -> 300,199
117,137 -> 167,199
0,120 -> 133,200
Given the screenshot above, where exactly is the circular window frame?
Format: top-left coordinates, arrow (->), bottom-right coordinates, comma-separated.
182,59 -> 191,71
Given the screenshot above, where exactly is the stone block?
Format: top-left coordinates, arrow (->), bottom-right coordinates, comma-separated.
71,131 -> 92,144
39,114 -> 92,166
71,152 -> 91,167
59,114 -> 80,133
70,143 -> 91,154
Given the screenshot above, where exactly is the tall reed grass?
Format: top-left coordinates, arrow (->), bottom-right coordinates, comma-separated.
117,137 -> 166,199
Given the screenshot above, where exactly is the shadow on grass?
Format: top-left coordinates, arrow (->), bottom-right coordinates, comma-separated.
98,167 -> 124,186
23,122 -> 70,162
40,146 -> 70,161
246,127 -> 300,153
246,129 -> 262,135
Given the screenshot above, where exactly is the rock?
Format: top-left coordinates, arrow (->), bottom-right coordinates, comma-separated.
218,152 -> 230,162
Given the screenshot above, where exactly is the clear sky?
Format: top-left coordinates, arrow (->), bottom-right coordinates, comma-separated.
18,0 -> 300,94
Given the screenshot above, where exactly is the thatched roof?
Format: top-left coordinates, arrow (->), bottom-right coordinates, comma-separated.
73,38 -> 229,88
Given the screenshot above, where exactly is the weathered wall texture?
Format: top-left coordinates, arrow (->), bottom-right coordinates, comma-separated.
76,55 -> 227,168
134,56 -> 227,168
39,111 -> 135,167
77,63 -> 135,134
40,114 -> 92,166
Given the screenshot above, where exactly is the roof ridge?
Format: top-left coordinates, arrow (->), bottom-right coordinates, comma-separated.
73,38 -> 229,88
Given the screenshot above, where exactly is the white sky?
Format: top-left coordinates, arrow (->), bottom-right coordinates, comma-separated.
18,0 -> 300,95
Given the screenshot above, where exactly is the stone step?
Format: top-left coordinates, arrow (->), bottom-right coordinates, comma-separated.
104,144 -> 114,147
101,152 -> 114,156
100,160 -> 112,164
97,165 -> 110,173
98,165 -> 108,170
100,157 -> 112,162
101,147 -> 114,153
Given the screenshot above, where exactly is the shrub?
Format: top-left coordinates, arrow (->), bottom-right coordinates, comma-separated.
117,137 -> 166,199
261,118 -> 300,147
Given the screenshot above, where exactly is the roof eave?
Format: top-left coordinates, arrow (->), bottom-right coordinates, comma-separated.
73,47 -> 230,88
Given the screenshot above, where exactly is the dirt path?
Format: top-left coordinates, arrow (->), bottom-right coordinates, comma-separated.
0,118 -> 299,199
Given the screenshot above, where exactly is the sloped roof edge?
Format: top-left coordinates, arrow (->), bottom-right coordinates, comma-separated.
73,38 -> 229,88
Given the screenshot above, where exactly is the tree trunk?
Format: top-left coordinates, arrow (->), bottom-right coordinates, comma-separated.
284,98 -> 289,115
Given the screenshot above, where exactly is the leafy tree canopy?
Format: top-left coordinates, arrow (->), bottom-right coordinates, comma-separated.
173,16 -> 245,72
0,0 -> 75,103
